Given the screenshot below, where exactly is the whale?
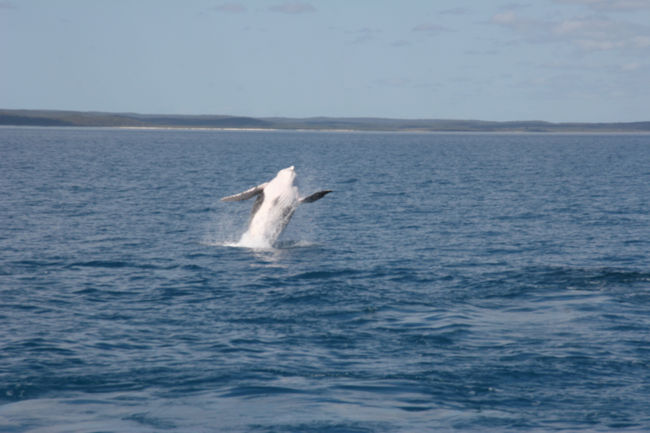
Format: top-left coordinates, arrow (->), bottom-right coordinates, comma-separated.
221,166 -> 331,248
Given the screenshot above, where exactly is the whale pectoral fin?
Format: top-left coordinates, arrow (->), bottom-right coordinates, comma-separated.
300,190 -> 332,203
221,183 -> 268,202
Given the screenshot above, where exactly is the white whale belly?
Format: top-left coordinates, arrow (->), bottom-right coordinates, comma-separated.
240,187 -> 298,248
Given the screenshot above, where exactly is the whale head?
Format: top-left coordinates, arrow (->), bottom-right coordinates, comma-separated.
276,166 -> 297,185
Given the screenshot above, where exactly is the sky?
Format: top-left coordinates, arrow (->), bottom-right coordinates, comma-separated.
2,0 -> 650,122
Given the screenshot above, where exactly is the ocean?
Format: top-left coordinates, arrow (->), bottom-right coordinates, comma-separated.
1,127 -> 649,432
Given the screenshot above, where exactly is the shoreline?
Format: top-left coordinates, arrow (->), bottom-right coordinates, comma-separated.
2,124 -> 650,135
2,109 -> 649,134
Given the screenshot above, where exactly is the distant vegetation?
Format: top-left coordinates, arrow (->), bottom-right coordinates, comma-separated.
2,109 -> 649,133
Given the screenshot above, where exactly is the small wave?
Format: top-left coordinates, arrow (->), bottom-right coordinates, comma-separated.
220,385 -> 306,399
66,260 -> 159,270
529,266 -> 650,290
289,268 -> 360,280
9,259 -> 66,269
68,260 -> 131,269
274,240 -> 319,249
124,413 -> 177,430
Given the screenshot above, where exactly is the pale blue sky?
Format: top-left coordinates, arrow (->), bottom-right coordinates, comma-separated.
2,0 -> 649,121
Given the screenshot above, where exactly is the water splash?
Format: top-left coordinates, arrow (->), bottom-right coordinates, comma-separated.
233,231 -> 275,250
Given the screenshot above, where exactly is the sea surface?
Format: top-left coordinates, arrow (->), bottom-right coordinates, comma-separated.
1,127 -> 649,432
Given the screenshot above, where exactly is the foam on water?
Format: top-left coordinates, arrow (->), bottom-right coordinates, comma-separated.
216,237 -> 319,251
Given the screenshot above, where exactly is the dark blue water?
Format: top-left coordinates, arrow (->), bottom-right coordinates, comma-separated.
1,127 -> 649,432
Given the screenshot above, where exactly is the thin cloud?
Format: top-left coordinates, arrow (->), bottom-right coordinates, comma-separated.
499,2 -> 532,10
439,7 -> 468,15
553,16 -> 650,51
269,2 -> 316,14
491,10 -> 518,26
621,62 -> 640,71
377,77 -> 413,88
554,0 -> 650,11
632,35 -> 650,47
376,77 -> 437,90
391,40 -> 411,48
490,11 -> 546,35
348,27 -> 382,44
214,3 -> 247,14
412,23 -> 450,35
491,8 -> 650,51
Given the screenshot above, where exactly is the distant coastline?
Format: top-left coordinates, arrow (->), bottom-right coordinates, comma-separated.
2,109 -> 650,133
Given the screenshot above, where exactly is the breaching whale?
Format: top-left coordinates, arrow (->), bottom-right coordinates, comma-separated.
221,166 -> 331,248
